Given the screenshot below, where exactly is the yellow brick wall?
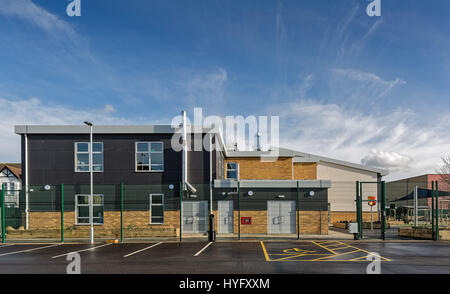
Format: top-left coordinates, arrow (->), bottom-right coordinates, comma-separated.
330,211 -> 380,223
225,157 -> 293,180
293,163 -> 317,180
225,158 -> 318,180
29,209 -> 327,235
29,210 -> 181,231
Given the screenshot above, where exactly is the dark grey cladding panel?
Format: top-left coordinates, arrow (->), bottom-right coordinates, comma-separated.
212,188 -> 328,211
26,134 -> 186,185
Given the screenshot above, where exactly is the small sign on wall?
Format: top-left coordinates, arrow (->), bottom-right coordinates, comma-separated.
241,217 -> 252,225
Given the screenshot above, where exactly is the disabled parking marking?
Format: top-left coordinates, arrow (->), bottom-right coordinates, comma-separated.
261,241 -> 391,262
123,242 -> 163,258
52,243 -> 112,259
0,243 -> 62,257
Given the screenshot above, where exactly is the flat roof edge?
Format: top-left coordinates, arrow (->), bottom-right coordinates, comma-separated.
14,125 -> 218,135
214,179 -> 332,189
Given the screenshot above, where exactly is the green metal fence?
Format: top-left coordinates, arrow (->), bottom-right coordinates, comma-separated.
0,181 -> 332,242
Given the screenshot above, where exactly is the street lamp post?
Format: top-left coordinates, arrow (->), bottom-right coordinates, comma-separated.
84,121 -> 94,244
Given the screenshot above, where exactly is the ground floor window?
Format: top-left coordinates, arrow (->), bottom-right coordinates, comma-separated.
75,194 -> 104,225
150,194 -> 164,224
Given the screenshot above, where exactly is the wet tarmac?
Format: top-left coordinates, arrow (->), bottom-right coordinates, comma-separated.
0,240 -> 448,274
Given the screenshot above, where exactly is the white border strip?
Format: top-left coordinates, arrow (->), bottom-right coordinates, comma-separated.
194,242 -> 213,257
0,243 -> 61,257
123,242 -> 163,258
52,243 -> 111,259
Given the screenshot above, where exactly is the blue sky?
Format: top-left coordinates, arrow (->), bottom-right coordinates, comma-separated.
0,0 -> 449,180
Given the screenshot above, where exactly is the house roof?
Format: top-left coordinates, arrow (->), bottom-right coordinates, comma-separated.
0,163 -> 21,179
226,147 -> 389,176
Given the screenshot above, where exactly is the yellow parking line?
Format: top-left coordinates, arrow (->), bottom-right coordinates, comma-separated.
334,241 -> 392,262
260,241 -> 270,262
311,241 -> 338,255
309,250 -> 361,261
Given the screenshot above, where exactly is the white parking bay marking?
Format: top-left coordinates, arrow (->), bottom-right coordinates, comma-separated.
52,243 -> 112,259
123,242 -> 163,258
194,242 -> 213,257
0,244 -> 62,257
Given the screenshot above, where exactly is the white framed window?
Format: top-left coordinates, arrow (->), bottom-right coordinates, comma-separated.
226,162 -> 239,180
136,142 -> 164,172
150,194 -> 164,224
75,194 -> 104,225
75,142 -> 104,172
1,182 -> 20,207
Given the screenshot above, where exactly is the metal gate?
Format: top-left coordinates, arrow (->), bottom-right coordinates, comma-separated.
218,200 -> 234,234
268,201 -> 296,234
182,201 -> 208,234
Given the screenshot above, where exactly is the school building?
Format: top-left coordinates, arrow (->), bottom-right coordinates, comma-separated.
13,121 -> 387,238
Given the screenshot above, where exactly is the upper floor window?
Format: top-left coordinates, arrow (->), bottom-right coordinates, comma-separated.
75,142 -> 104,172
226,162 -> 239,180
136,142 -> 164,172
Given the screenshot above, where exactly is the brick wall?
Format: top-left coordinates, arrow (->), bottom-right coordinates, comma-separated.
293,163 -> 317,180
29,209 -> 327,236
29,210 -> 181,231
330,211 -> 380,223
224,158 -> 318,180
225,157 -> 293,180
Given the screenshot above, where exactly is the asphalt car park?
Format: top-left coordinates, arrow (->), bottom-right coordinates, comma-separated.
0,240 -> 448,274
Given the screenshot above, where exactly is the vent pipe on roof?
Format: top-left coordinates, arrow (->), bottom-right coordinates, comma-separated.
181,110 -> 196,194
256,132 -> 261,151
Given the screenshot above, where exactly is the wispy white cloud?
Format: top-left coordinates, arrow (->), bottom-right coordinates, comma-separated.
271,99 -> 450,180
332,68 -> 406,97
178,67 -> 228,109
0,97 -> 144,161
0,0 -> 75,36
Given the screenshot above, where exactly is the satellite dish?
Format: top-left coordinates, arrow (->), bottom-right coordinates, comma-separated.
44,185 -> 51,191
168,184 -> 174,190
309,191 -> 315,197
248,190 -> 254,196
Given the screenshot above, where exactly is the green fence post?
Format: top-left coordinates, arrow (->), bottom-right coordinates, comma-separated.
297,181 -> 300,240
61,184 -> 64,243
179,182 -> 182,242
435,181 -> 439,241
359,182 -> 364,239
381,181 -> 386,240
120,183 -> 123,243
355,181 -> 360,240
432,181 -> 435,240
237,181 -> 240,241
1,184 -> 5,243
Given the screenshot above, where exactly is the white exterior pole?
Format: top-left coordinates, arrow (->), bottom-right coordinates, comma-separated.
209,133 -> 213,215
370,205 -> 373,230
25,133 -> 29,230
89,125 -> 94,244
181,111 -> 187,192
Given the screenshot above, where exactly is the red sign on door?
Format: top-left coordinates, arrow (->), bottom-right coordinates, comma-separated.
241,217 -> 252,225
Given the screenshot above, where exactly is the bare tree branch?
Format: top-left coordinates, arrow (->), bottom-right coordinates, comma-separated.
438,156 -> 450,186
